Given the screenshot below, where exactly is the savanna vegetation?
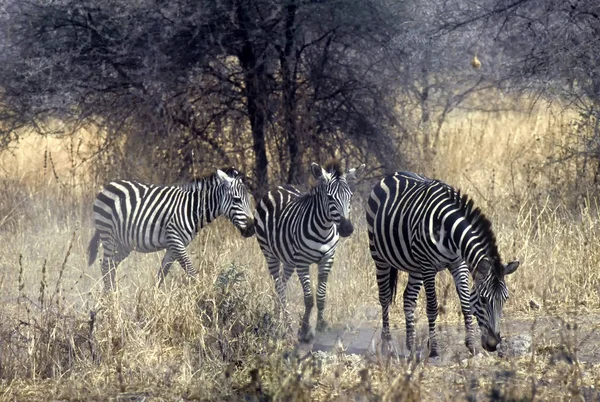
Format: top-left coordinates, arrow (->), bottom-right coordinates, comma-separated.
1,104 -> 599,401
1,0 -> 600,400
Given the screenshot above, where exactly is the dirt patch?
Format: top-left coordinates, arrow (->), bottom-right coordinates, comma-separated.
298,313 -> 600,365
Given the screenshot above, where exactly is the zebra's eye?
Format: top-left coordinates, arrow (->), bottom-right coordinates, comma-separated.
480,296 -> 488,304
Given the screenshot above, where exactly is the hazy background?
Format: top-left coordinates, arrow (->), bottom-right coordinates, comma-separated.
1,0 -> 599,400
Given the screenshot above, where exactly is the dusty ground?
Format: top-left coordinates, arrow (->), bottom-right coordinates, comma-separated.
300,312 -> 600,365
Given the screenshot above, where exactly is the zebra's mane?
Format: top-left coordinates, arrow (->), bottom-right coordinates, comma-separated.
220,167 -> 244,180
450,188 -> 503,271
180,176 -> 213,191
323,159 -> 343,177
179,168 -> 244,191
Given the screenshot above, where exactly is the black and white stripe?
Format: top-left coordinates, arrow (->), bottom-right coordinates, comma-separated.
366,172 -> 519,356
88,169 -> 255,290
255,161 -> 365,340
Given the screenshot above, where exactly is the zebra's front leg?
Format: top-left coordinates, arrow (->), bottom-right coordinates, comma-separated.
157,250 -> 176,287
423,273 -> 440,358
450,263 -> 475,354
403,274 -> 423,356
172,252 -> 197,283
168,244 -> 197,282
315,256 -> 334,332
167,230 -> 197,281
296,266 -> 315,343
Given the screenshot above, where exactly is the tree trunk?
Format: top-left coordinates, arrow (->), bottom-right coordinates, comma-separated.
281,0 -> 301,185
236,4 -> 269,199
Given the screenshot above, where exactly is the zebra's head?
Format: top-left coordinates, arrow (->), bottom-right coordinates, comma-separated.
310,161 -> 365,238
471,258 -> 520,352
216,169 -> 255,238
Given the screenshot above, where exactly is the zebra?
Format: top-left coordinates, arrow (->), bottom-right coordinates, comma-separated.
88,168 -> 255,291
254,161 -> 365,341
366,172 -> 519,357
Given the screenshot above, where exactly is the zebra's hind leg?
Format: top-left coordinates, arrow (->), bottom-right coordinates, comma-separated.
376,262 -> 398,358
279,264 -> 293,309
266,256 -> 285,311
266,256 -> 293,335
423,272 -> 440,358
100,244 -> 130,292
279,264 -> 294,333
101,256 -> 116,292
296,265 -> 315,343
157,250 -> 176,287
450,263 -> 475,354
403,274 -> 423,357
315,255 -> 334,332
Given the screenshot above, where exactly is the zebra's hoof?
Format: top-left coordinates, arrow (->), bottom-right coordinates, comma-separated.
381,339 -> 399,359
407,350 -> 424,363
427,339 -> 439,358
316,320 -> 330,333
298,327 -> 315,344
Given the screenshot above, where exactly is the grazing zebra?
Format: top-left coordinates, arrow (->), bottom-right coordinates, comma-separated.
254,161 -> 365,341
88,168 -> 255,291
366,172 -> 519,357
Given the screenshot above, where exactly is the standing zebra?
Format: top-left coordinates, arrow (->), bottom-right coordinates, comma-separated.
366,172 -> 519,357
88,168 -> 255,291
254,161 -> 365,341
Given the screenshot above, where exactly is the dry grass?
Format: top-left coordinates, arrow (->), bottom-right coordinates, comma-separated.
1,102 -> 599,401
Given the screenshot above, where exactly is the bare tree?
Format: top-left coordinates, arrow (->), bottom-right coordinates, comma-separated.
0,0 -> 407,195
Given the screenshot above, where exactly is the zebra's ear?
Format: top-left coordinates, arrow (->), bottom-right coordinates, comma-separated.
503,260 -> 519,276
346,163 -> 366,181
216,169 -> 234,185
310,163 -> 325,181
475,259 -> 491,281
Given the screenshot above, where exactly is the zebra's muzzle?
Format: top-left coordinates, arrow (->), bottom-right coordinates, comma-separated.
239,218 -> 256,238
338,217 -> 354,238
482,331 -> 501,352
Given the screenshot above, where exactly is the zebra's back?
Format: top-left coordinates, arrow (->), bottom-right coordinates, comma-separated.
92,180 -> 187,253
366,172 -> 457,271
255,185 -> 301,261
255,185 -> 302,232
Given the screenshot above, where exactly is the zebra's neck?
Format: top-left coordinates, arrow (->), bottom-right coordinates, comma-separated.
183,175 -> 221,230
447,211 -> 491,273
305,185 -> 335,233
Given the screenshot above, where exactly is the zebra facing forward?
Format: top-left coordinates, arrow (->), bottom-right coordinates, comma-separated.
255,161 -> 365,341
88,168 -> 255,291
366,172 -> 519,357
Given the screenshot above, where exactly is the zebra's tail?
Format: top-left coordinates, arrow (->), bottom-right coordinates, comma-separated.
88,230 -> 101,266
389,267 -> 399,304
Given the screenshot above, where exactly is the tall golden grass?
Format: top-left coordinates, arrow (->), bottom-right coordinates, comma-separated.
0,102 -> 599,400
